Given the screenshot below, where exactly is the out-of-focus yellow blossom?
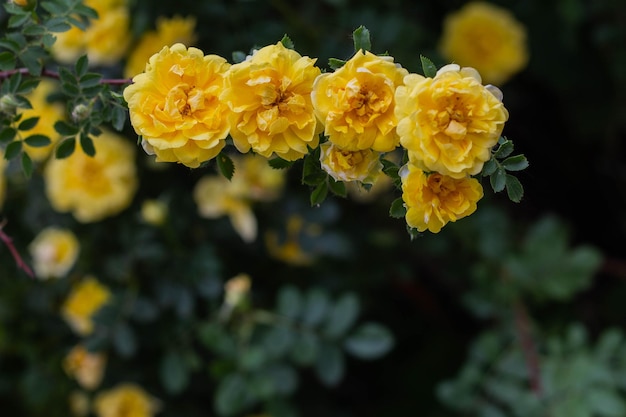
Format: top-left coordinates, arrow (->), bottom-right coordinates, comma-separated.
12,0 -> 29,6
140,199 -> 168,226
63,345 -> 107,390
319,142 -> 383,184
395,64 -> 508,179
125,16 -> 197,78
312,50 -> 408,152
18,80 -> 65,161
193,154 -> 285,242
61,276 -> 111,335
224,273 -> 251,308
94,383 -> 159,417
52,0 -> 130,66
69,390 -> 90,417
439,2 -> 528,85
221,42 -> 322,161
265,215 -> 317,266
44,130 -> 137,223
124,43 -> 231,168
29,227 -> 80,279
400,163 -> 483,233
0,151 -> 6,208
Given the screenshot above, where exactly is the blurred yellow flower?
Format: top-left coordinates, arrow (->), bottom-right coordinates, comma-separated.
193,154 -> 285,242
319,142 -> 382,184
140,199 -> 168,226
44,130 -> 137,223
439,1 -> 528,85
395,64 -> 508,178
18,80 -> 65,161
312,50 -> 408,152
94,383 -> 159,417
61,276 -> 111,335
401,164 -> 483,233
52,0 -> 130,66
29,226 -> 80,279
125,15 -> 197,78
221,42 -> 322,160
69,390 -> 90,417
63,345 -> 107,390
124,43 -> 231,168
224,273 -> 251,308
265,215 -> 316,266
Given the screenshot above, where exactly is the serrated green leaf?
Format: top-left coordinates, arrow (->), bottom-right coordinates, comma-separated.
80,134 -> 95,157
12,95 -> 32,110
302,149 -> 326,186
315,344 -> 345,387
0,127 -> 17,143
344,322 -> 394,359
490,167 -> 507,193
54,120 -> 79,136
328,178 -> 347,197
502,154 -> 529,171
160,350 -> 190,395
310,181 -> 328,206
352,25 -> 371,52
389,197 -> 407,218
4,140 -> 22,160
0,51 -> 16,71
110,105 -> 126,131
482,158 -> 497,176
324,293 -> 360,338
217,153 -> 235,180
280,34 -> 294,49
79,73 -> 102,88
44,17 -> 72,33
494,140 -> 514,159
21,152 -> 32,177
328,58 -> 346,70
268,157 -> 294,169
18,117 -> 39,131
23,23 -> 47,36
55,137 -> 76,158
8,13 -> 31,28
59,67 -> 76,87
24,134 -> 51,147
420,55 -> 438,78
505,175 -> 524,203
75,55 -> 89,78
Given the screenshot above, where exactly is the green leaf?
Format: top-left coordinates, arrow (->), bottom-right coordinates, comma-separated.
18,117 -> 39,131
490,167 -> 507,193
344,323 -> 394,359
54,120 -> 79,136
21,152 -> 32,178
588,388 -> 626,417
328,58 -> 346,70
215,373 -> 251,416
55,137 -> 76,159
323,293 -> 360,339
268,157 -> 294,170
217,152 -> 235,180
24,134 -> 51,147
79,73 -> 102,88
505,174 -> 524,203
389,197 -> 407,218
302,149 -> 326,186
420,55 -> 438,78
327,178 -> 347,197
160,351 -> 190,395
277,285 -> 302,320
352,25 -> 372,52
280,34 -> 294,49
502,154 -> 529,171
232,51 -> 247,64
80,134 -> 95,157
44,17 -> 72,32
111,105 -> 126,131
0,127 -> 17,144
302,289 -> 330,326
4,140 -> 22,160
75,55 -> 89,78
482,158 -> 497,176
494,140 -> 514,159
315,343 -> 345,387
112,322 -> 137,358
8,13 -> 31,28
20,46 -> 45,75
0,51 -> 16,71
310,181 -> 328,206
290,331 -> 319,365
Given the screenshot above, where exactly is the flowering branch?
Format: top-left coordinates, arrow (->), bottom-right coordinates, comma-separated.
514,301 -> 542,395
0,68 -> 132,86
0,219 -> 34,278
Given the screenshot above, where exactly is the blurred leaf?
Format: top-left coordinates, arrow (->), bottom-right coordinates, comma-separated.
17,116 -> 39,131
160,350 -> 190,395
0,51 -> 15,70
277,285 -> 302,320
23,134 -> 51,147
112,322 -> 137,358
327,178 -> 347,198
269,157 -> 295,169
20,152 -> 32,177
215,373 -> 252,416
55,137 -> 76,158
263,325 -> 294,358
323,292 -> 360,339
315,343 -> 345,387
75,55 -> 89,78
344,322 -> 394,359
239,347 -> 268,371
79,134 -> 95,157
0,127 -> 17,144
290,331 -> 319,365
54,120 -> 79,136
131,297 -> 159,323
310,181 -> 328,206
4,140 -> 22,160
302,288 -> 329,326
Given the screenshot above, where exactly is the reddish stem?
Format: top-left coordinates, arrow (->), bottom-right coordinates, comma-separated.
0,219 -> 34,278
514,301 -> 542,395
0,67 -> 131,86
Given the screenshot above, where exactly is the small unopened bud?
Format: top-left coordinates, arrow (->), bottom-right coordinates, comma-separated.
140,200 -> 168,226
71,104 -> 90,122
0,94 -> 19,115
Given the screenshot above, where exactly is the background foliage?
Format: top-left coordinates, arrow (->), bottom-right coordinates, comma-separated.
1,0 -> 625,416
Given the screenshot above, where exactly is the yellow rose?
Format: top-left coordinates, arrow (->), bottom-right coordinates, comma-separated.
61,276 -> 111,335
44,130 -> 138,223
319,141 -> 382,184
94,383 -> 159,417
52,0 -> 130,66
312,50 -> 408,152
221,42 -> 322,161
395,64 -> 508,178
400,163 -> 483,233
63,345 -> 107,390
124,43 -> 231,168
124,15 -> 197,78
439,2 -> 528,85
18,80 -> 65,161
29,227 -> 80,279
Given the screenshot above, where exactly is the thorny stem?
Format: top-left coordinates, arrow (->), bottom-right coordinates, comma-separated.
514,301 -> 542,396
0,219 -> 34,278
0,67 -> 132,86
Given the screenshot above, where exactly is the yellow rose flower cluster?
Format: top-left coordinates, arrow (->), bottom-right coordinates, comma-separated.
61,276 -> 111,336
63,344 -> 107,390
29,226 -> 80,279
94,383 -> 159,417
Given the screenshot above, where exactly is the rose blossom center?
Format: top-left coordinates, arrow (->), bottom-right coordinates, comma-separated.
165,84 -> 205,117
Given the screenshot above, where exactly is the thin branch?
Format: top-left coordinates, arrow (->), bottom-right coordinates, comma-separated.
0,219 -> 34,278
514,301 -> 542,396
0,67 -> 132,86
